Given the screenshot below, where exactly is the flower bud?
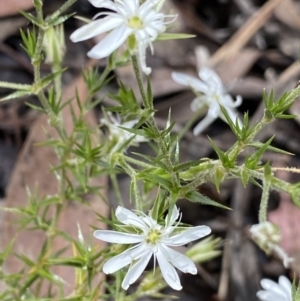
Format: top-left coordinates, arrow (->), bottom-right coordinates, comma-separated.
250,222 -> 293,267
186,236 -> 222,263
250,222 -> 280,254
43,25 -> 66,64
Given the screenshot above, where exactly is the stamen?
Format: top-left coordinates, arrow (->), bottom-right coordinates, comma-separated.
128,16 -> 144,29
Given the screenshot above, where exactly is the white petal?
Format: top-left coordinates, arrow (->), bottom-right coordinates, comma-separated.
88,0 -> 116,9
87,26 -> 132,59
138,41 -> 151,75
278,276 -> 292,299
171,72 -> 210,95
115,206 -> 148,230
140,215 -> 158,228
233,95 -> 243,107
165,206 -> 179,227
257,290 -> 286,301
122,249 -> 152,290
156,247 -> 182,290
94,230 -> 144,244
261,279 -> 287,298
199,67 -> 223,92
161,245 -> 197,274
103,243 -> 149,274
123,0 -> 138,14
140,0 -> 158,12
70,17 -> 122,42
122,120 -> 139,129
164,225 -> 211,246
193,113 -> 216,136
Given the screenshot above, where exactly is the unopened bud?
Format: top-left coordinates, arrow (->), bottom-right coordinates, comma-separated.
250,222 -> 293,268
186,236 -> 222,263
43,25 -> 65,64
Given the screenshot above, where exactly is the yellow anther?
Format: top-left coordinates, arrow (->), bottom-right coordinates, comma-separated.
128,16 -> 143,29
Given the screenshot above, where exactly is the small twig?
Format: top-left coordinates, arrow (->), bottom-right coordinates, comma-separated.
217,236 -> 231,301
209,0 -> 285,67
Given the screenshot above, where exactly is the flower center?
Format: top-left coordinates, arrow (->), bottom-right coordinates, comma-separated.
128,16 -> 144,29
146,229 -> 161,245
213,93 -> 220,102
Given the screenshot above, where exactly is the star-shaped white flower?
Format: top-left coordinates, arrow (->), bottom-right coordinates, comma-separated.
257,276 -> 292,301
171,67 -> 242,135
70,0 -> 175,75
94,206 -> 211,290
101,113 -> 146,154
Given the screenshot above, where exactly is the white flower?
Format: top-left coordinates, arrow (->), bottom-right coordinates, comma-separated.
70,0 -> 175,75
94,206 -> 211,290
257,276 -> 292,301
101,113 -> 146,154
171,67 -> 242,135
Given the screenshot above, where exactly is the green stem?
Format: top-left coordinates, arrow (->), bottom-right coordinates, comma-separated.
131,55 -> 148,108
259,177 -> 270,223
227,115 -> 271,160
117,156 -> 137,177
49,0 -> 77,20
131,55 -> 177,186
237,166 -> 291,193
111,172 -> 124,206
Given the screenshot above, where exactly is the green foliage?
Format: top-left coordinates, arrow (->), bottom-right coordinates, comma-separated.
20,28 -> 37,57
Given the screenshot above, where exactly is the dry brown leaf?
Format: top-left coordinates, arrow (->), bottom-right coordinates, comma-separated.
0,0 -> 33,17
1,61 -> 108,295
